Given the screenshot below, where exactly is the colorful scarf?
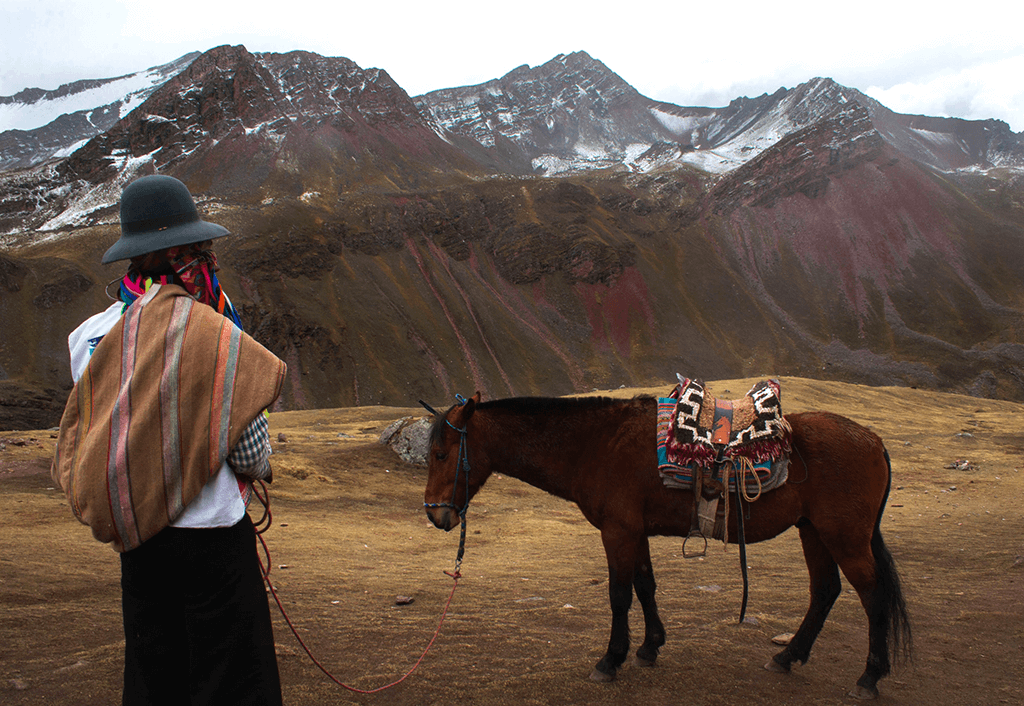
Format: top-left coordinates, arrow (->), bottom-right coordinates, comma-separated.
119,245 -> 243,329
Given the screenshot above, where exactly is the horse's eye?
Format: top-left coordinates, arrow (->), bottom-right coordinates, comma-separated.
435,451 -> 448,462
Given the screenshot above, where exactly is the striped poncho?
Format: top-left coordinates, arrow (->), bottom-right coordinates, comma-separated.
51,284 -> 286,552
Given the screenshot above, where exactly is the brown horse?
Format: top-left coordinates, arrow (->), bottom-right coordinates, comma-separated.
423,393 -> 911,700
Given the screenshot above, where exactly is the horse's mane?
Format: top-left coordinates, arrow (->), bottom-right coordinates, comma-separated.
478,395 -> 635,414
428,395 -> 652,447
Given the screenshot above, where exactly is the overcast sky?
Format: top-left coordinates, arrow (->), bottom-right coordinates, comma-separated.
3,0 -> 1023,132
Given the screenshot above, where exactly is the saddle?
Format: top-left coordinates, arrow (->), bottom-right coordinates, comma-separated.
659,377 -> 792,553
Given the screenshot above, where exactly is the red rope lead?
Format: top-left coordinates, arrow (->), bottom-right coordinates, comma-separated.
251,481 -> 460,694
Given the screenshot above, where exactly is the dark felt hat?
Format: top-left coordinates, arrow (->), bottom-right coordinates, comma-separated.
102,175 -> 229,264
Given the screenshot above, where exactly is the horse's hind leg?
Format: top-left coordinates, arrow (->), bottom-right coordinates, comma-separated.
837,530 -> 911,700
767,522 -> 841,673
633,536 -> 666,666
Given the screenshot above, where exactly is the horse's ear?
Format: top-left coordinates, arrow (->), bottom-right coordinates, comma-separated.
453,392 -> 480,425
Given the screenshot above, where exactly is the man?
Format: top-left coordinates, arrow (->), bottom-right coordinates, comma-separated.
52,174 -> 286,705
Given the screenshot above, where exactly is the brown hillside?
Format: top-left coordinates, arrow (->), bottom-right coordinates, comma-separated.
3,153 -> 1024,431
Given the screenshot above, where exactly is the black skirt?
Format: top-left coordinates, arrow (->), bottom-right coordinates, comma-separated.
120,513 -> 282,706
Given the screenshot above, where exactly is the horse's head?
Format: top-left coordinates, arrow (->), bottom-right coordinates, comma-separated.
423,392 -> 485,531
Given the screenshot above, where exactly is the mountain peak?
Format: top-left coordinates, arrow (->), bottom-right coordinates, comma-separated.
707,102 -> 885,213
415,51 -> 657,175
553,50 -> 599,65
2,48 -> 1023,204
1,45 -> 486,233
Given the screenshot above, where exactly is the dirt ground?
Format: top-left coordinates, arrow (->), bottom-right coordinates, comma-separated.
2,377 -> 1022,705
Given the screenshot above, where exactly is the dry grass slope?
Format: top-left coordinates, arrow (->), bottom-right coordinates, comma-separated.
1,377 -> 1022,705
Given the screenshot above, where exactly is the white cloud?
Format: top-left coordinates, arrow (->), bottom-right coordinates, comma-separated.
865,55 -> 1024,131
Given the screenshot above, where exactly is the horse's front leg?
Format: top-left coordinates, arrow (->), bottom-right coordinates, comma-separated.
590,527 -> 637,682
633,535 -> 666,666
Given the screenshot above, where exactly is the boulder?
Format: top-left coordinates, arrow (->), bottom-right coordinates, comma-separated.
379,416 -> 432,466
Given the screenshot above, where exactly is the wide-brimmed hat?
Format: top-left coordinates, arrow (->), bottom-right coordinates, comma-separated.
102,175 -> 229,264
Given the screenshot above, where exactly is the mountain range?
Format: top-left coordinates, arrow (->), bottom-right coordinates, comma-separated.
2,45 -> 1023,430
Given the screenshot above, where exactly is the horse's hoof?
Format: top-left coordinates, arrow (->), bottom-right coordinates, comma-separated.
635,656 -> 657,668
764,658 -> 790,673
589,668 -> 616,683
847,685 -> 879,700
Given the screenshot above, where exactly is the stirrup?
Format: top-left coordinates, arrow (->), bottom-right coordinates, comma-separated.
682,530 -> 708,559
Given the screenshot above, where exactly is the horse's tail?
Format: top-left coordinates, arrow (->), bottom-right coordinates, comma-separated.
872,447 -> 913,671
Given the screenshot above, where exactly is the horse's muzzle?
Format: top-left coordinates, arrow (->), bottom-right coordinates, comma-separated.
425,506 -> 457,532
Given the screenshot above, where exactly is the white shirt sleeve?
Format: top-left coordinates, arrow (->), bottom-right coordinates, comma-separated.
68,303 -> 124,383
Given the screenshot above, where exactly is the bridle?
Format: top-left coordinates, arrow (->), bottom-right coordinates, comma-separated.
420,397 -> 472,578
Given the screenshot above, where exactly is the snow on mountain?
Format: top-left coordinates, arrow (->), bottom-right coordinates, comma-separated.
2,71 -> 164,132
0,53 -> 198,170
37,148 -> 161,232
415,51 -> 684,176
421,67 -> 1024,177
416,68 -> 881,177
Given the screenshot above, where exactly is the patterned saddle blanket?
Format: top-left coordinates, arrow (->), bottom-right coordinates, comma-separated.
657,377 -> 792,497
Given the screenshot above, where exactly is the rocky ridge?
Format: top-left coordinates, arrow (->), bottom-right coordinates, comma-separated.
0,45 -> 486,236
706,104 -> 886,213
2,46 -> 1024,430
415,51 -> 683,174
416,68 -> 1024,176
3,48 -> 1023,240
